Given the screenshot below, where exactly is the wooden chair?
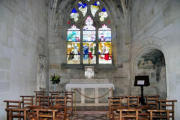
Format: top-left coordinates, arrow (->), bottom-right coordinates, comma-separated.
49,91 -> 61,96
148,110 -> 170,120
54,96 -> 68,120
49,91 -> 61,106
127,96 -> 140,108
4,100 -> 24,120
20,96 -> 34,108
64,91 -> 74,116
159,100 -> 177,120
38,96 -> 50,107
118,108 -> 139,120
33,108 -> 58,120
34,90 -> 46,105
145,95 -> 159,109
108,97 -> 123,120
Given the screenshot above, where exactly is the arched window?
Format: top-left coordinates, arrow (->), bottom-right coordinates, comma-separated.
67,0 -> 112,64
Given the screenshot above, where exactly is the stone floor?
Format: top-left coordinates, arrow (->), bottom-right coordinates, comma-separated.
72,111 -> 108,120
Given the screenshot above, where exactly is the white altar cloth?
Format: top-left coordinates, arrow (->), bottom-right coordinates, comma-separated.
66,83 -> 114,106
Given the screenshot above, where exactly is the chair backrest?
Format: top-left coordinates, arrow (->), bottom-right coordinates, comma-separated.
148,110 -> 170,120
119,108 -> 139,120
127,96 -> 140,108
20,96 -> 34,108
34,90 -> 46,105
108,97 -> 126,119
64,91 -> 73,106
38,96 -> 50,107
34,109 -> 58,120
145,95 -> 159,109
55,96 -> 67,106
4,100 -> 23,120
4,100 -> 22,109
159,99 -> 177,120
64,91 -> 74,115
49,91 -> 61,106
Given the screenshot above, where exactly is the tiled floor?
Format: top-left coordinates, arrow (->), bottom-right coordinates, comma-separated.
72,111 -> 108,120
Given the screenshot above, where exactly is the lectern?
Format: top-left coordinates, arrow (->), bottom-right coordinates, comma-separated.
134,76 -> 150,105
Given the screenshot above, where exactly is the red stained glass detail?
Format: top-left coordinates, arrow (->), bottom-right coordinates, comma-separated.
108,20 -> 111,24
67,21 -> 71,24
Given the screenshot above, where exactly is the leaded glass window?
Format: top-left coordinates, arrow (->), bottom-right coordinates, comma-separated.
67,0 -> 112,64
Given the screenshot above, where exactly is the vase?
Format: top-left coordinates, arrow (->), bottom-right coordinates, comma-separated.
53,84 -> 58,91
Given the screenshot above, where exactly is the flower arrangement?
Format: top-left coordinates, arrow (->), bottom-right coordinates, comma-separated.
50,74 -> 61,84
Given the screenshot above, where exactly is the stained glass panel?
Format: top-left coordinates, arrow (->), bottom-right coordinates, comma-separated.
83,31 -> 96,41
67,42 -> 80,55
98,25 -> 111,42
99,55 -> 112,64
98,42 -> 112,55
67,42 -> 80,64
83,42 -> 96,54
83,16 -> 95,30
99,42 -> 112,64
67,25 -> 80,42
83,16 -> 96,42
67,55 -> 80,64
83,55 -> 96,64
99,7 -> 108,21
91,1 -> 100,17
83,42 -> 96,64
78,1 -> 87,16
70,8 -> 79,22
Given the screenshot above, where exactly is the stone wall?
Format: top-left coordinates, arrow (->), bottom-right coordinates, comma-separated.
130,0 -> 180,119
0,0 -> 48,119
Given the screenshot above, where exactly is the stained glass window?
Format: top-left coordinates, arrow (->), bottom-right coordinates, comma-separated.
67,1 -> 112,64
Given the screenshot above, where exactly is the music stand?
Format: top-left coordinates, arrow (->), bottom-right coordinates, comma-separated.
134,76 -> 150,105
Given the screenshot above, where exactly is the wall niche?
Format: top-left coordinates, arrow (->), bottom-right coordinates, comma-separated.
135,49 -> 167,98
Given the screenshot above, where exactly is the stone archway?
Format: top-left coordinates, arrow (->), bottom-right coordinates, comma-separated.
131,48 -> 167,98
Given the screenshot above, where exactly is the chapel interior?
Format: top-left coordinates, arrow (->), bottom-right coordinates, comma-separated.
0,0 -> 180,120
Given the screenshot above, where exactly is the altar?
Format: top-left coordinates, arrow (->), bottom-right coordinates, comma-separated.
66,79 -> 114,106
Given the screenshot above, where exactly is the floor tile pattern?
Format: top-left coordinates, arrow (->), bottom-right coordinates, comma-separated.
72,111 -> 108,120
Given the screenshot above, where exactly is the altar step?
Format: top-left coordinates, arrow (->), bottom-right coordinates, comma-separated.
73,111 -> 108,120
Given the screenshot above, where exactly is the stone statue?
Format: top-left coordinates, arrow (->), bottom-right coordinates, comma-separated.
85,66 -> 94,79
37,55 -> 48,90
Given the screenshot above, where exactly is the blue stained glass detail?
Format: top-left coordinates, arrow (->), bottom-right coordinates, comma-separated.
78,2 -> 87,8
72,8 -> 77,13
102,7 -> 106,12
93,1 -> 98,6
